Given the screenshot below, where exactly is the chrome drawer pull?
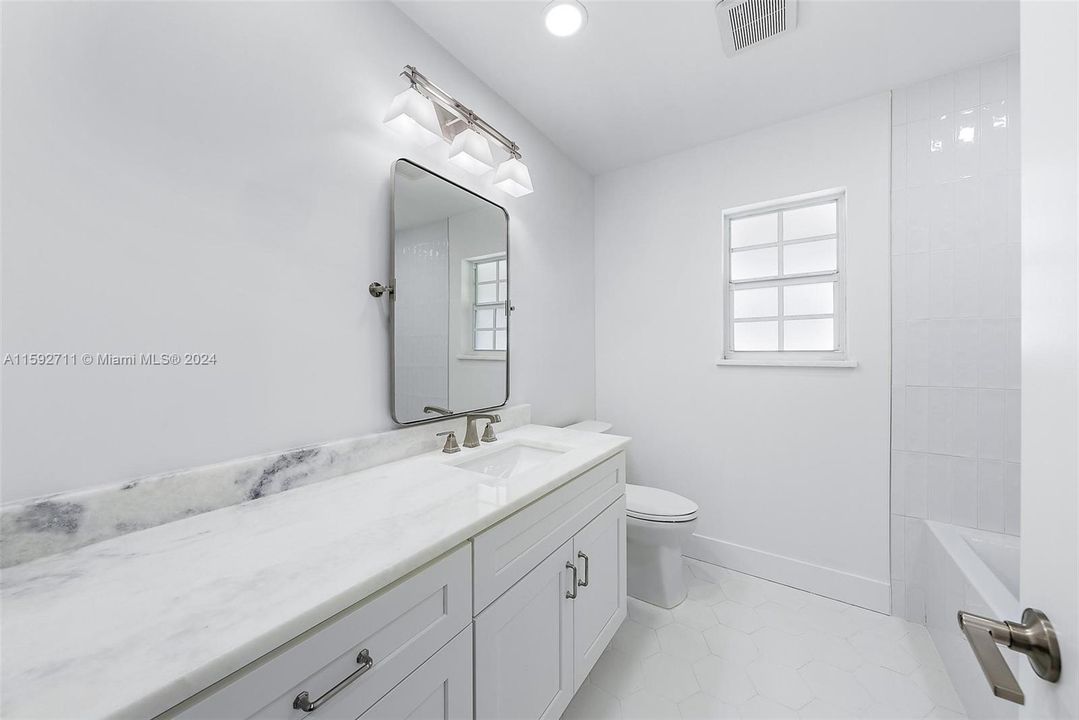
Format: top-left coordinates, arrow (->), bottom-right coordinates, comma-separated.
293,649 -> 373,713
566,562 -> 578,599
577,551 -> 589,587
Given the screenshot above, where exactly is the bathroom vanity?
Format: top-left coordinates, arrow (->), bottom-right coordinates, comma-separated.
175,447 -> 626,720
0,424 -> 628,720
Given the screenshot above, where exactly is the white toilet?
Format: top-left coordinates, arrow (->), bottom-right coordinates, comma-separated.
625,484 -> 698,608
563,420 -> 699,609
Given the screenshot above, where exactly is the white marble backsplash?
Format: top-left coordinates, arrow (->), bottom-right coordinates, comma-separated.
0,405 -> 531,568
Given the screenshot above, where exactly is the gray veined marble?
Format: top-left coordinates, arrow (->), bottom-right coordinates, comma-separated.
0,423 -> 630,720
0,405 -> 532,568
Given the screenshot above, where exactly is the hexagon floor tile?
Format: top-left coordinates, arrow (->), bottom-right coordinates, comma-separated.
564,560 -> 967,720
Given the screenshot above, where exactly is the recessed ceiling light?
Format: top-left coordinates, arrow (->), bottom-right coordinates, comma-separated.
544,0 -> 587,37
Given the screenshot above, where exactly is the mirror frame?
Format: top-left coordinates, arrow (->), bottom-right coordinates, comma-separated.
389,158 -> 511,426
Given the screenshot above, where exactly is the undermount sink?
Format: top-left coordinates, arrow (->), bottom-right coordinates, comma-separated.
453,442 -> 567,480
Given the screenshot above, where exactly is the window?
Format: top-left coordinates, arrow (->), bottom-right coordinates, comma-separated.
721,190 -> 848,364
472,257 -> 507,351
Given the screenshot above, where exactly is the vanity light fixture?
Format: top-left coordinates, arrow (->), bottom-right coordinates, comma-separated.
383,87 -> 443,147
448,127 -> 496,175
386,66 -> 534,196
493,156 -> 535,198
544,0 -> 588,37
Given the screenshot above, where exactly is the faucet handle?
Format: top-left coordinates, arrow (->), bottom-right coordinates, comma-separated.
436,430 -> 460,454
481,422 -> 498,443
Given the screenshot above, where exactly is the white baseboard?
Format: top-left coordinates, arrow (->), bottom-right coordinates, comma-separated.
684,532 -> 892,614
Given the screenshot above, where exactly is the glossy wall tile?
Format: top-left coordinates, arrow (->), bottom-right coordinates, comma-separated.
889,53 -> 1021,623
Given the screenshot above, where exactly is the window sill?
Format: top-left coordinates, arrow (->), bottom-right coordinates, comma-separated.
457,353 -> 506,362
715,357 -> 859,368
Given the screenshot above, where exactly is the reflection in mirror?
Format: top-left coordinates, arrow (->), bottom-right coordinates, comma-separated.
392,160 -> 509,424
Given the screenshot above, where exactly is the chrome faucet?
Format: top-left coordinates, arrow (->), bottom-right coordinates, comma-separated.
436,430 -> 460,454
423,405 -> 452,416
463,414 -> 501,448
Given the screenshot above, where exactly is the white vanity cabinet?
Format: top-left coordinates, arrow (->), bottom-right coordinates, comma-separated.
474,540 -> 576,720
570,497 -> 627,688
163,450 -> 626,720
474,454 -> 627,720
358,627 -> 472,720
169,545 -> 472,720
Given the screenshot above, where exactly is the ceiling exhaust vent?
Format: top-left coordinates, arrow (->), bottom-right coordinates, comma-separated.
715,0 -> 798,57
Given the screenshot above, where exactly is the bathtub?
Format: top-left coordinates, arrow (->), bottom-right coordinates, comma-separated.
923,521 -> 1021,720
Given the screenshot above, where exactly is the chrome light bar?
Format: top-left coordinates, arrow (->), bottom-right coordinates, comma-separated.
400,65 -> 521,159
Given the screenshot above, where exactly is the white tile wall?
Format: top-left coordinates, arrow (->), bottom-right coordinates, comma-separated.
393,221 -> 450,420
890,54 -> 1021,623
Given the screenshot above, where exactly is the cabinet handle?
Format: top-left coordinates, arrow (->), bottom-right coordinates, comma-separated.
293,648 -> 373,713
577,551 -> 590,587
566,562 -> 578,599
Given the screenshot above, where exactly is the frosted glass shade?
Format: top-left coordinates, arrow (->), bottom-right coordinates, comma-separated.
448,128 -> 495,175
493,157 -> 534,197
383,88 -> 443,147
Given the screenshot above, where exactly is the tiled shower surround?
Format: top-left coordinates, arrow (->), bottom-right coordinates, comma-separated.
889,54 -> 1021,622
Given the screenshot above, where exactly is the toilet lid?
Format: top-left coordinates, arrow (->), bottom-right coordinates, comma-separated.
625,484 -> 698,521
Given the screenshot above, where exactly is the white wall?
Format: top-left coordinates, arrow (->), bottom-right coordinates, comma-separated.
888,55 -> 1022,624
0,2 -> 596,502
595,95 -> 892,610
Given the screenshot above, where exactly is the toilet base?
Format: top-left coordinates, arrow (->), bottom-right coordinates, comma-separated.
626,516 -> 697,609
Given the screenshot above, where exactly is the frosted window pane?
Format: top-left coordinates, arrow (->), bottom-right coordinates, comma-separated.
475,308 -> 495,329
733,321 -> 778,351
784,319 -> 834,350
495,330 -> 507,351
476,262 -> 497,282
475,330 -> 494,350
783,283 -> 834,316
733,287 -> 778,319
784,202 -> 836,240
730,247 -> 778,281
497,260 -> 507,279
495,307 -> 507,328
730,213 -> 778,248
476,283 -> 498,304
497,281 -> 508,301
783,239 -> 836,275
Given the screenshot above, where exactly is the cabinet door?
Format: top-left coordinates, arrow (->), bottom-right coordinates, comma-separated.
474,540 -> 575,720
360,626 -> 472,720
572,498 -> 627,689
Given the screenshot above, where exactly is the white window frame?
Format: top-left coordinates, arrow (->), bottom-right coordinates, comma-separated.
718,188 -> 856,368
471,255 -> 507,353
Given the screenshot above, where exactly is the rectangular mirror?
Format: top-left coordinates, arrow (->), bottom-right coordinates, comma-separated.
391,159 -> 509,424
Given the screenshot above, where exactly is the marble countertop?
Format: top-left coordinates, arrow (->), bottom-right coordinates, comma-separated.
1,425 -> 629,720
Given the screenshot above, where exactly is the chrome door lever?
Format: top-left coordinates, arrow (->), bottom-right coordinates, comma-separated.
957,608 -> 1061,705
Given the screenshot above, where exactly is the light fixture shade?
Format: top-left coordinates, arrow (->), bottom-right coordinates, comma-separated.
383,87 -> 443,147
448,128 -> 495,175
494,157 -> 534,197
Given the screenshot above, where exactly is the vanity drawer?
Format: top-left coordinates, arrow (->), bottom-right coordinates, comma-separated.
171,544 -> 471,720
358,624 -> 472,720
472,451 -> 625,613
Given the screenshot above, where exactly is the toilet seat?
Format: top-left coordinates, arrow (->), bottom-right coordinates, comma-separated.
625,484 -> 698,523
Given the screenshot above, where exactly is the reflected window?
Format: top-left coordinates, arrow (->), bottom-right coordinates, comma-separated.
723,191 -> 846,360
473,257 -> 507,351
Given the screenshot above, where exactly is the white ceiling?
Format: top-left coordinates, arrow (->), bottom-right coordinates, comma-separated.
397,0 -> 1019,175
